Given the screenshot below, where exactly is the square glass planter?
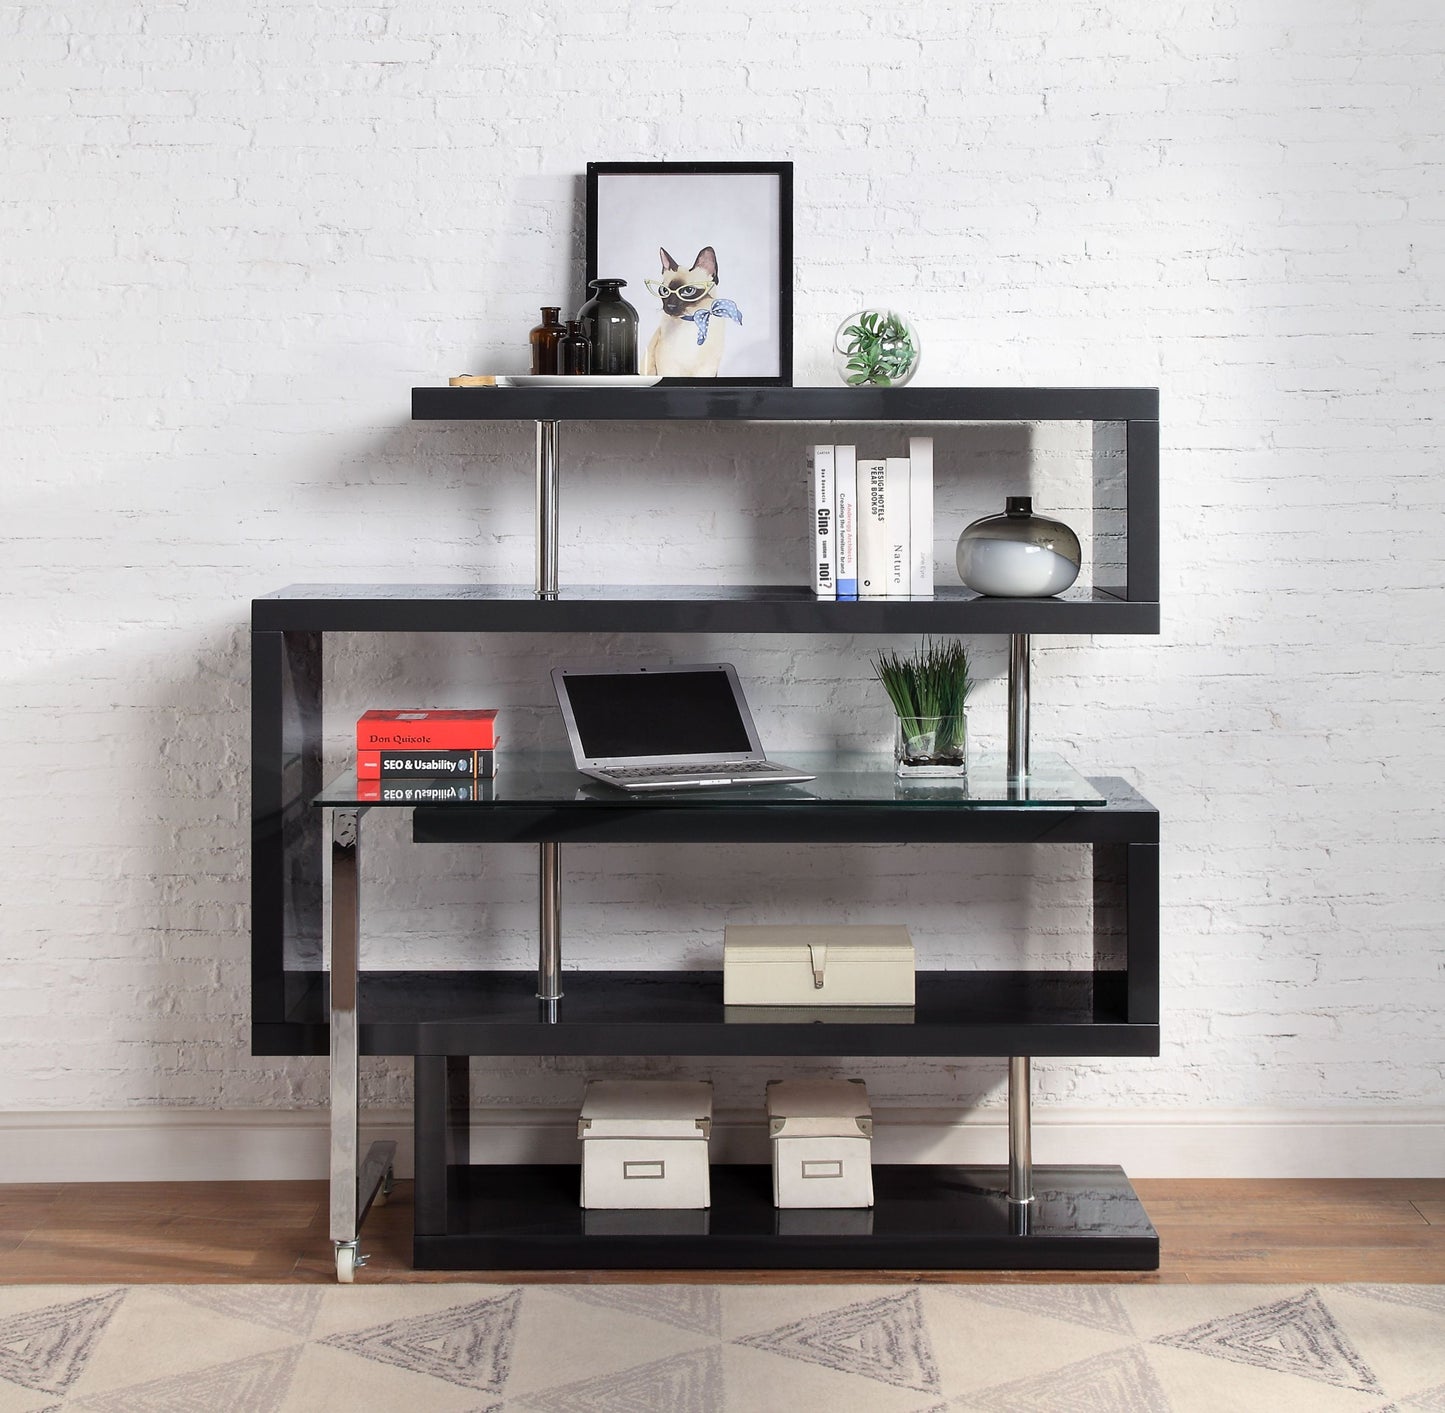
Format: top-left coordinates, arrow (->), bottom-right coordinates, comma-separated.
894,716 -> 967,779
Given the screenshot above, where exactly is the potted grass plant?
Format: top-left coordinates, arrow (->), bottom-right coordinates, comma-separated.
872,638 -> 973,778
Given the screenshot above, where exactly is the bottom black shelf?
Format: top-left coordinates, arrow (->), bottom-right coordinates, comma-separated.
414,1163 -> 1159,1271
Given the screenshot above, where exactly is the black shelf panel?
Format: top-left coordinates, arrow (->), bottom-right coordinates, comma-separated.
412,385 -> 1159,424
252,583 -> 1158,635
407,774 -> 1158,847
413,1163 -> 1159,1271
266,968 -> 1159,1059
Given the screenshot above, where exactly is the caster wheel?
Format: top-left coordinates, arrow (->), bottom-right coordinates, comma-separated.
335,1243 -> 358,1284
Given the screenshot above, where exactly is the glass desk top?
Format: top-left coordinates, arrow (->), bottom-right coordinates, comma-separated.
314,750 -> 1109,810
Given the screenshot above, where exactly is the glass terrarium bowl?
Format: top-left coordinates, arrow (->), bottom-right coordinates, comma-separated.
833,308 -> 921,387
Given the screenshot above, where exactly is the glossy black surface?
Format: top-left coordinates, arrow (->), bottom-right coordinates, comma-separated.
401,773 -> 1156,848
412,1163 -> 1160,1271
270,968 -> 1159,1059
252,583 -> 1159,634
412,384 -> 1159,423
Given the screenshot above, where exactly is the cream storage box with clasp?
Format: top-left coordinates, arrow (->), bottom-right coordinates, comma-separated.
578,1080 -> 712,1210
722,925 -> 915,1006
767,1077 -> 875,1208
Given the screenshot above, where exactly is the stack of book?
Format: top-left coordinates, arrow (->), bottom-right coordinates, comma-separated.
355,709 -> 498,802
809,437 -> 933,599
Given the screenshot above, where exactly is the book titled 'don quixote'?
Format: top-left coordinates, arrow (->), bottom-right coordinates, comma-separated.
357,749 -> 497,780
357,709 -> 498,750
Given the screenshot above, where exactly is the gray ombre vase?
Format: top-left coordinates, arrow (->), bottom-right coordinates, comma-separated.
955,497 -> 1082,598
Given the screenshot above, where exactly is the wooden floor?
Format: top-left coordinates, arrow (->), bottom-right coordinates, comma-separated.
1,1179 -> 1442,1285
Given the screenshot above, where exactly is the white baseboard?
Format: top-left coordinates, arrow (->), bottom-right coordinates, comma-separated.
5,1106 -> 1443,1183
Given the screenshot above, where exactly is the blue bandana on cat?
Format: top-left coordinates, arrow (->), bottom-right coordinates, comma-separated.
681,299 -> 742,345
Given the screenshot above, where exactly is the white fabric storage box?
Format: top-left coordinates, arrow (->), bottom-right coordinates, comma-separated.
578,1080 -> 712,1210
767,1078 -> 874,1209
723,925 -> 915,1006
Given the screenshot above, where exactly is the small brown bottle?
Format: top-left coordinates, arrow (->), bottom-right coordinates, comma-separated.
560,319 -> 591,375
529,307 -> 565,374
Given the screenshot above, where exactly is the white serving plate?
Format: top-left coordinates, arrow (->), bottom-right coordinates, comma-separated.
498,374 -> 663,388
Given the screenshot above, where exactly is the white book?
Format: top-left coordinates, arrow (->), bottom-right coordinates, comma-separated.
885,455 -> 911,596
809,444 -> 836,598
834,445 -> 858,599
857,458 -> 890,597
908,435 -> 934,598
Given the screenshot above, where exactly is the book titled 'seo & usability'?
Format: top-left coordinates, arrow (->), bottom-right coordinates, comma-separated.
357,749 -> 497,780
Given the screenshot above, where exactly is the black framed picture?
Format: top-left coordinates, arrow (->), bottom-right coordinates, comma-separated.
585,161 -> 793,387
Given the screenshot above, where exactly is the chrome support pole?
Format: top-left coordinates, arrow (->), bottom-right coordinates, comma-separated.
1007,632 -> 1030,780
538,840 -> 562,1018
328,809 -> 361,1246
535,419 -> 559,599
1008,1055 -> 1035,1206
534,418 -> 562,1020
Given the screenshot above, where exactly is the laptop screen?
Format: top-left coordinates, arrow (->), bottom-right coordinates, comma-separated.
562,669 -> 755,760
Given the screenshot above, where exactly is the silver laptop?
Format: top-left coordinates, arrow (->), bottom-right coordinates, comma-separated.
552,663 -> 816,792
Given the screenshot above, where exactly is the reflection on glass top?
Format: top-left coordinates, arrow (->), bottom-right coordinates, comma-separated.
314,751 -> 1108,808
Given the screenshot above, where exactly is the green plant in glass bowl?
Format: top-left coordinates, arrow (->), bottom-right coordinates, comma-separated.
872,637 -> 973,777
833,308 -> 921,387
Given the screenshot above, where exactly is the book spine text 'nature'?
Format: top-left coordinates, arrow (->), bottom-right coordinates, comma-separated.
885,456 -> 911,596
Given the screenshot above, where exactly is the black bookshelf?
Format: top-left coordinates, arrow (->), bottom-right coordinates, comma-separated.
254,768 -> 1159,1060
252,382 -> 1164,1276
253,583 -> 1158,635
411,383 -> 1158,424
263,968 -> 1157,1061
411,1162 -> 1159,1272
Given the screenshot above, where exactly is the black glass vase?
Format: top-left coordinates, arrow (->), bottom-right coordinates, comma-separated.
560,320 -> 591,376
577,278 -> 638,375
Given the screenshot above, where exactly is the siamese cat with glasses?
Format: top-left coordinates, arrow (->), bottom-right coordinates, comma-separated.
643,246 -> 742,377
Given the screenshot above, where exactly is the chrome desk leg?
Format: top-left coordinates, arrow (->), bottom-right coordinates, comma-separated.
532,419 -> 563,1001
536,419 -> 559,599
326,807 -> 395,1283
1008,1055 -> 1035,1207
538,841 -> 562,1021
1007,633 -> 1030,781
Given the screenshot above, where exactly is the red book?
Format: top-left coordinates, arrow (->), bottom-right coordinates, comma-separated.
356,709 -> 498,750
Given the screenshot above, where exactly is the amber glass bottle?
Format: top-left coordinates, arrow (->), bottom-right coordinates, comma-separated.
560,320 -> 591,375
529,307 -> 565,374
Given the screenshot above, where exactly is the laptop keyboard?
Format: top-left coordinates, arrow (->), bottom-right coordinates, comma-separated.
605,761 -> 790,780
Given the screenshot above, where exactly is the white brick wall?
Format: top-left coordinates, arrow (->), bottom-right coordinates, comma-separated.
2,0 -> 1443,1167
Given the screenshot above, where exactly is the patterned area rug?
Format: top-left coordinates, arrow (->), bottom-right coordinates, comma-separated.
0,1283 -> 1442,1411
